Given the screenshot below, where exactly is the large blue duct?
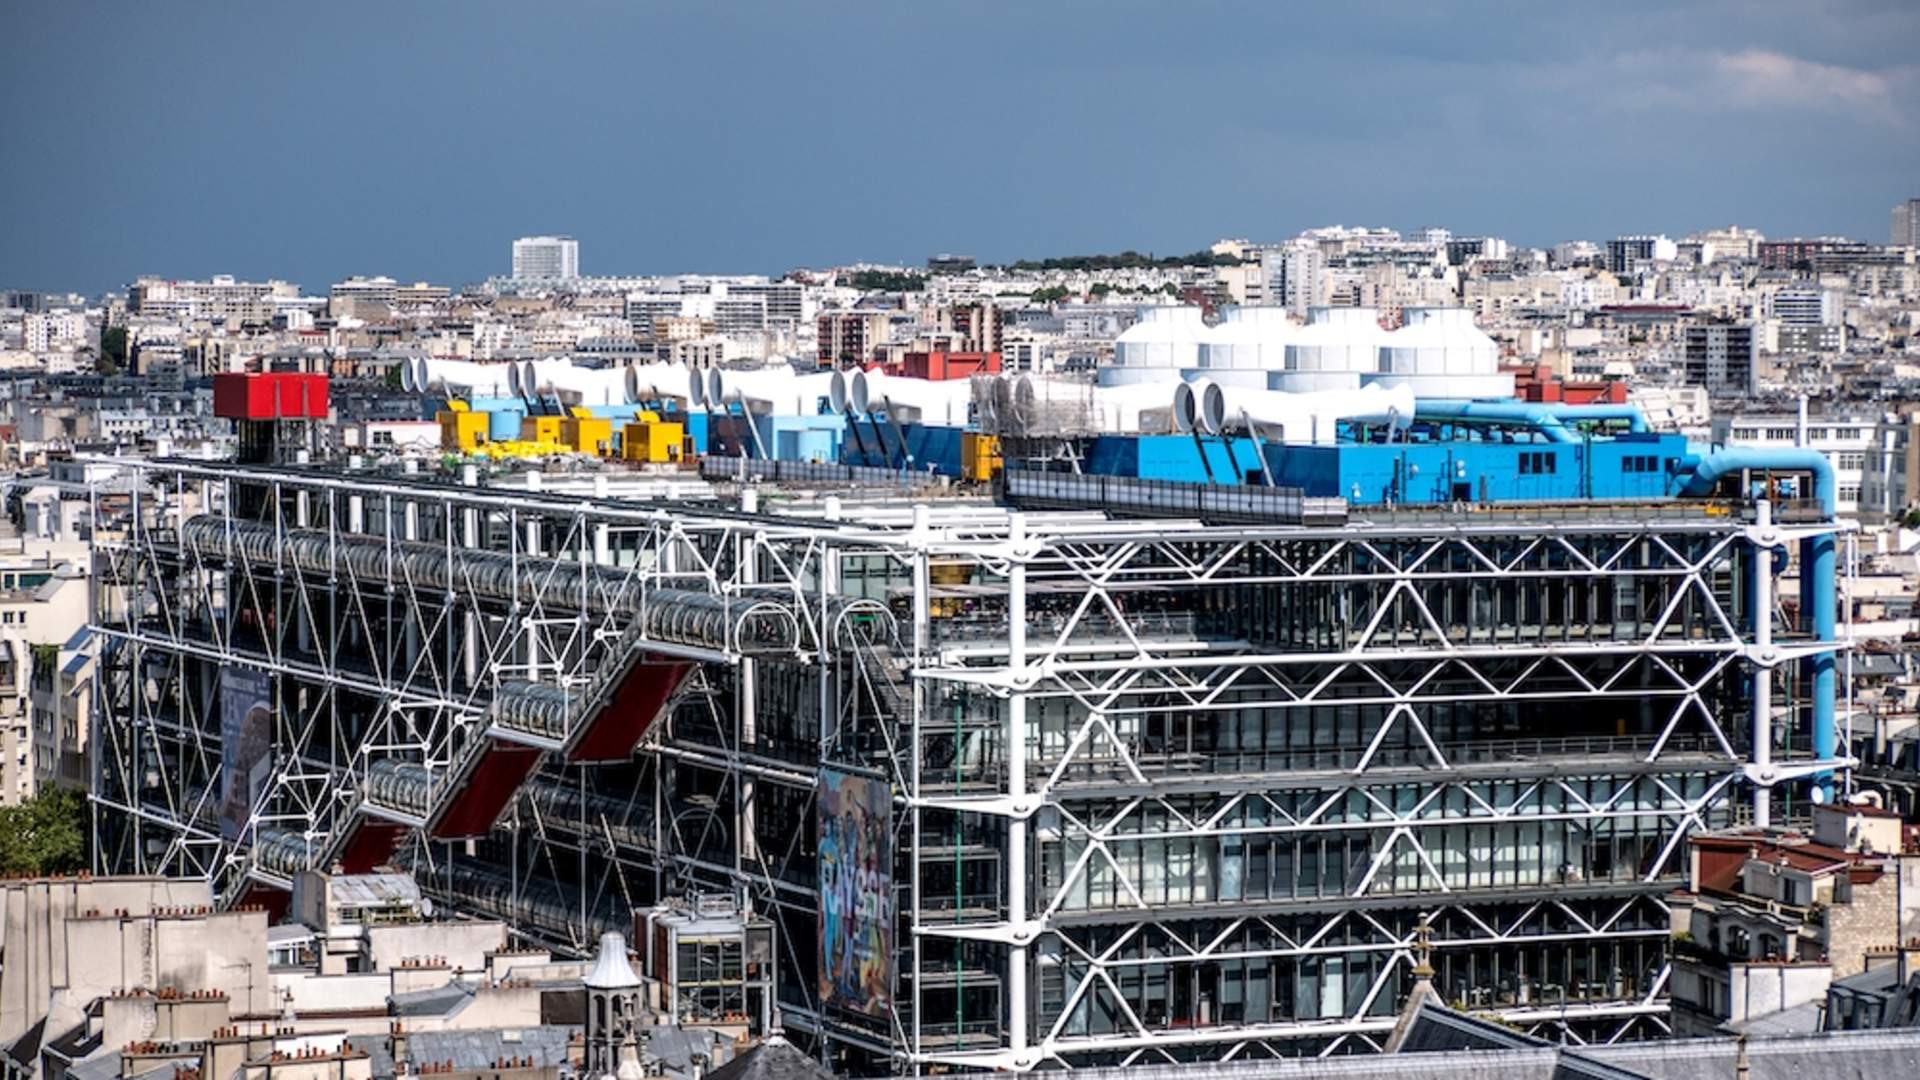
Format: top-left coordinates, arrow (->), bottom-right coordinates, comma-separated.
1414,400 -> 1652,443
1676,448 -> 1836,516
1679,447 -> 1840,800
1552,404 -> 1651,434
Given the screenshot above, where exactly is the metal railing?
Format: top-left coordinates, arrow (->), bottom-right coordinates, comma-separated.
1036,732 -> 1719,785
1000,471 -> 1338,525
698,456 -> 936,487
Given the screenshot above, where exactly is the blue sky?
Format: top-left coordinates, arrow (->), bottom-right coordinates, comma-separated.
3,0 -> 1916,294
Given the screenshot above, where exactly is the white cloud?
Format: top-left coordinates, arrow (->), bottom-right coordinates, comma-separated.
1577,46 -> 1914,126
1710,49 -> 1892,109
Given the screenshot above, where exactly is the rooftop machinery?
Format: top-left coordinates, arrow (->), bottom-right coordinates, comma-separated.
89,432 -> 1852,1074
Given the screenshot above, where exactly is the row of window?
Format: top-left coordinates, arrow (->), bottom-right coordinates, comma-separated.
1748,427 -> 1865,442
1620,454 -> 1663,473
1039,815 -> 1695,910
1518,451 -> 1558,475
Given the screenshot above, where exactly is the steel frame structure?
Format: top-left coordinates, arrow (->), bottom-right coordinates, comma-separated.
89,459 -> 1851,1074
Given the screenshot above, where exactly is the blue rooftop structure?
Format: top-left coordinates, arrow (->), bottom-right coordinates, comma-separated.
705,412 -> 845,463
1065,396 -> 1846,802
841,419 -> 965,476
1259,432 -> 1694,505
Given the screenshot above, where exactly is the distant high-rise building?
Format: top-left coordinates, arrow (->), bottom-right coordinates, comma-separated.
1757,237 -> 1873,272
329,276 -> 450,318
1682,225 -> 1765,263
817,310 -> 894,365
1683,320 -> 1756,396
1768,286 -> 1838,327
128,275 -> 299,323
1550,240 -> 1602,267
926,253 -> 976,273
1261,244 -> 1326,316
511,235 -> 579,280
1443,236 -> 1509,267
1768,286 -> 1844,353
1605,235 -> 1677,274
1893,198 -> 1920,249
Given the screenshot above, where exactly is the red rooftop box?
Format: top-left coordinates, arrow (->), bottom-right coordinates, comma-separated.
213,373 -> 330,420
895,350 -> 1001,381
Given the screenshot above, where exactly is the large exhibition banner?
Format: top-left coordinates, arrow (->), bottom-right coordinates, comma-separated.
817,768 -> 894,1017
218,668 -> 273,840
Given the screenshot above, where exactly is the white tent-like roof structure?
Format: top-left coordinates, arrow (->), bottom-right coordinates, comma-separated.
584,931 -> 640,989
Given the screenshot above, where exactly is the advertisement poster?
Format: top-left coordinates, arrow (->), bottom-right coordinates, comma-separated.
219,668 -> 273,840
817,768 -> 893,1017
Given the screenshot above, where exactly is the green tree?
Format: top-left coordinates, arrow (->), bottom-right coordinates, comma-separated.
0,788 -> 88,876
98,325 -> 127,375
848,269 -> 927,293
1008,249 -> 1244,273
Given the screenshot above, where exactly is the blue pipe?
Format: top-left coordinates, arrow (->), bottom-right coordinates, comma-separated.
1412,400 -> 1653,442
1680,447 -> 1840,800
1803,533 -> 1837,800
587,404 -> 646,422
1413,401 -> 1577,443
485,408 -> 526,442
1676,448 -> 1836,516
1550,404 -> 1650,434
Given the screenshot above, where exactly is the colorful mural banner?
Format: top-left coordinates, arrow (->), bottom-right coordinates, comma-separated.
817,768 -> 894,1017
219,668 -> 272,841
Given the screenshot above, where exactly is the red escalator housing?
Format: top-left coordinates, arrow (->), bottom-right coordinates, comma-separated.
430,743 -> 542,839
337,819 -> 408,873
232,881 -> 291,922
566,656 -> 693,763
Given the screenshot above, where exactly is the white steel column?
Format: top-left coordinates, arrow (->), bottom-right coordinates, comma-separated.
738,487 -> 758,867
1006,512 -> 1030,1062
524,509 -> 542,679
910,502 -> 932,1070
462,480 -> 481,688
1752,499 -> 1772,828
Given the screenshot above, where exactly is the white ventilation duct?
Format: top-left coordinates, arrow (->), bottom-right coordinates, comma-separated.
508,358 -> 578,400
1207,383 -> 1416,444
1379,307 -> 1498,376
1111,306 -> 1210,379
1199,306 -> 1296,372
974,374 -> 999,429
685,365 -> 710,409
707,367 -> 835,414
1086,380 -> 1181,433
1172,379 -> 1220,435
1369,306 -> 1515,398
1275,306 -> 1388,393
828,370 -> 856,415
518,361 -> 626,407
409,358 -> 515,397
1010,374 -> 1091,410
851,371 -> 972,426
1001,375 -> 1171,434
623,362 -> 693,403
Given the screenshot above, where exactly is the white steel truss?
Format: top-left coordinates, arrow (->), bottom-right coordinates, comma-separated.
88,461 -> 1851,1074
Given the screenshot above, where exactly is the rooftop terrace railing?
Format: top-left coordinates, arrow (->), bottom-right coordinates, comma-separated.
912,732 -> 1724,792
1000,470 -> 1343,525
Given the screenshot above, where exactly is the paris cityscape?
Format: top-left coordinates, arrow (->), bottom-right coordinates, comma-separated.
2,3 -> 1919,1079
